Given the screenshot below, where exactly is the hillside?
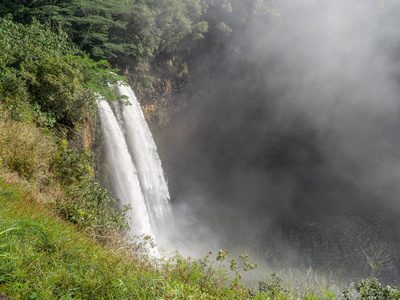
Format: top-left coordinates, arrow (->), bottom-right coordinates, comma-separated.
1,1 -> 400,299
0,173 -> 260,299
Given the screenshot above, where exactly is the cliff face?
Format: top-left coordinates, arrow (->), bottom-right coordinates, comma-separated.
123,52 -> 192,129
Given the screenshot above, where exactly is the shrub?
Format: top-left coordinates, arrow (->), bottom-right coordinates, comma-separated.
340,278 -> 400,300
0,17 -> 125,128
162,249 -> 257,298
52,139 -> 130,236
57,181 -> 130,236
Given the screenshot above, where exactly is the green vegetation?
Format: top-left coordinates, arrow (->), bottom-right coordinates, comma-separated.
0,17 -> 124,128
0,0 -> 273,63
1,179 -> 400,299
0,180 -> 257,299
0,0 -> 209,62
0,17 -> 128,239
1,2 -> 400,299
253,273 -> 400,299
0,0 -> 277,127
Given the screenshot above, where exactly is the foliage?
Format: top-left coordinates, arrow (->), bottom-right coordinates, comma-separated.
0,15 -> 129,237
0,184 -> 134,299
163,249 -> 257,297
340,244 -> 400,299
0,0 -> 126,59
0,181 -> 258,299
0,17 -> 125,128
0,0 -> 209,62
0,111 -> 129,236
52,139 -> 130,235
253,271 -> 400,300
363,244 -> 390,279
52,139 -> 93,186
2,176 -> 400,299
57,180 -> 131,236
253,270 -> 345,300
351,278 -> 400,299
256,273 -> 290,299
201,0 -> 273,42
0,0 -> 277,82
0,15 -> 130,242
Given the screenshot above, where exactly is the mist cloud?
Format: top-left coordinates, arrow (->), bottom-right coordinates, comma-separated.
158,0 -> 400,282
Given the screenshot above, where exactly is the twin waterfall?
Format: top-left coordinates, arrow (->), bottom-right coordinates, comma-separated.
97,83 -> 171,256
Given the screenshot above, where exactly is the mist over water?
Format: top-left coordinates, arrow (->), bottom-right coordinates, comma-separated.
157,0 -> 400,282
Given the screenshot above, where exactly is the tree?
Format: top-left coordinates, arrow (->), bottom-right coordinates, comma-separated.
0,0 -> 210,63
0,17 -> 124,128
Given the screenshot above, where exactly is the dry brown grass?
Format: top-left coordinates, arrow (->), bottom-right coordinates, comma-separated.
0,110 -> 56,183
0,107 -> 63,205
0,169 -> 63,206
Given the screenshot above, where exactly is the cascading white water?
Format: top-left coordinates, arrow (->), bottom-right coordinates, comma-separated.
116,84 -> 171,230
97,83 -> 171,256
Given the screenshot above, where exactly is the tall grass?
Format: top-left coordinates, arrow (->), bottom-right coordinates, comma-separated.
0,179 -> 257,299
0,110 -> 55,182
0,105 -> 127,236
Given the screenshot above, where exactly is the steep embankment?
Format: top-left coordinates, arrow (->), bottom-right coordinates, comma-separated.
0,170 -> 262,299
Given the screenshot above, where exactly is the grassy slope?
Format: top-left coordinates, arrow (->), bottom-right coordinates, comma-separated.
0,113 -> 255,299
0,177 -> 149,299
0,176 -> 268,299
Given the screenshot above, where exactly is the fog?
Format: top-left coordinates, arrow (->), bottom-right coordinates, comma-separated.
156,0 -> 400,283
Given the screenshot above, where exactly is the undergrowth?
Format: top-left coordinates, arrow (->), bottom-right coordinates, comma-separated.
0,180 -> 145,299
0,180 -> 255,299
0,108 -> 128,238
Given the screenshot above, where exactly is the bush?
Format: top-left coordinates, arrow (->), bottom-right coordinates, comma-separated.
343,278 -> 400,300
161,249 -> 257,298
52,139 -> 93,185
52,139 -> 130,236
57,180 -> 130,236
0,17 -> 125,128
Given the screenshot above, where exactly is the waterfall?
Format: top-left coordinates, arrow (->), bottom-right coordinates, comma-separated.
97,82 -> 171,256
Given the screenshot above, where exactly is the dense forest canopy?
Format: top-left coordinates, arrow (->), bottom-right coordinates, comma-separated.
0,0 -> 276,129
0,0 -> 272,63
